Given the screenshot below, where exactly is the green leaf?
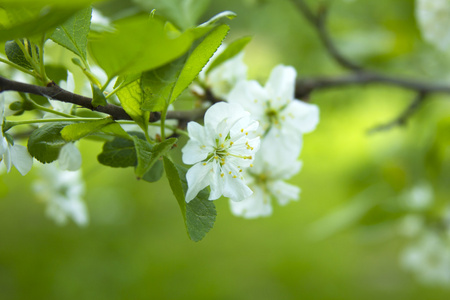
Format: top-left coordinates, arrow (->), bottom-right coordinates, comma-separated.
91,84 -> 107,107
140,57 -> 185,112
133,0 -> 212,30
100,123 -> 132,140
4,39 -> 34,69
116,79 -> 150,130
89,15 -> 194,78
97,135 -> 137,168
132,137 -> 176,179
142,160 -> 164,182
163,158 -> 216,242
50,7 -> 91,62
60,118 -> 113,141
0,3 -> 93,42
141,24 -> 229,111
206,36 -> 251,74
27,123 -> 69,163
163,156 -> 186,216
172,24 -> 229,101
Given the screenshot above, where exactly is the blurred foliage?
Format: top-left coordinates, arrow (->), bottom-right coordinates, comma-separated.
1,0 -> 450,299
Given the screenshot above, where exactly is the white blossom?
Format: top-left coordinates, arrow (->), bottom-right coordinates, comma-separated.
229,146 -> 301,218
33,163 -> 88,226
182,102 -> 260,202
416,0 -> 450,51
401,230 -> 450,287
0,94 -> 33,175
227,64 -> 319,159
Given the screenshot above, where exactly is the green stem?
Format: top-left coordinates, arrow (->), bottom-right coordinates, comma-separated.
0,57 -> 36,78
7,117 -> 105,127
33,103 -> 75,118
37,35 -> 49,84
160,105 -> 168,141
101,76 -> 113,93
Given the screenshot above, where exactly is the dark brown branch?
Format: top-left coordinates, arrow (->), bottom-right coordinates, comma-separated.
0,76 -> 205,124
295,72 -> 450,99
368,92 -> 428,133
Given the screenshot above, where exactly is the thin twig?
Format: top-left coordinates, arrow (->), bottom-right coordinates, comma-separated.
292,0 -> 362,71
368,92 -> 428,133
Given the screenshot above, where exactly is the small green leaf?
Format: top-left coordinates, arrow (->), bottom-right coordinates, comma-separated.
61,118 -> 113,141
163,158 -> 216,242
4,39 -> 34,69
132,137 -> 176,179
142,160 -> 164,182
89,15 -> 194,78
97,135 -> 137,168
91,84 -> 107,107
27,123 -> 69,163
206,36 -> 251,74
141,24 -> 229,111
50,7 -> 92,62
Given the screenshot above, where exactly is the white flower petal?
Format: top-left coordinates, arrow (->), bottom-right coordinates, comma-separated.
269,180 -> 300,206
227,80 -> 268,117
3,145 -> 12,172
182,140 -> 210,165
204,102 -> 249,129
229,186 -> 272,218
265,65 -> 296,101
58,143 -> 82,171
223,175 -> 253,201
11,144 -> 33,175
185,162 -> 212,202
208,162 -> 224,200
283,101 -> 320,134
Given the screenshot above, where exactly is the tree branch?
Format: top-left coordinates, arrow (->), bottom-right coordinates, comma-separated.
292,0 -> 448,130
0,76 -> 205,125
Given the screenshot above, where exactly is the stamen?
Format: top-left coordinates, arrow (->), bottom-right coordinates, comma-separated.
221,173 -> 224,177
250,164 -> 253,167
233,175 -> 237,178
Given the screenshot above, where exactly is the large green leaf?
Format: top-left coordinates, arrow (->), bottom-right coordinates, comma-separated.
163,157 -> 216,242
141,24 -> 229,111
0,2 -> 93,42
133,137 -> 176,179
27,123 -> 69,163
89,15 -> 194,78
60,118 -> 114,142
50,7 -> 91,62
205,36 -> 251,74
116,79 -> 149,130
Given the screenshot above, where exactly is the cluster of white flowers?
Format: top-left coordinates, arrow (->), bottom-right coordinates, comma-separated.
183,48 -> 319,218
33,163 -> 88,226
416,0 -> 450,51
397,183 -> 450,287
1,69 -> 88,226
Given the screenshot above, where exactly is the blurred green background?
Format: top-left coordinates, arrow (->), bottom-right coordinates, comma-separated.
1,0 -> 450,299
